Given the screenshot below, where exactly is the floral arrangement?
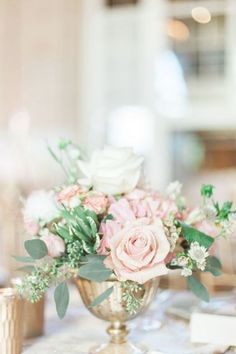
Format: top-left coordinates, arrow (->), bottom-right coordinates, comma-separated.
16,140 -> 235,318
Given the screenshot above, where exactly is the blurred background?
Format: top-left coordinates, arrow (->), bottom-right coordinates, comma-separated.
1,0 -> 236,287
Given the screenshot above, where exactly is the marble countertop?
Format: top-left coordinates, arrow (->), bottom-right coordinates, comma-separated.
22,288 -> 230,354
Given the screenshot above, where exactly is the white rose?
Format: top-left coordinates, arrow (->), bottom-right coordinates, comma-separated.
78,146 -> 143,195
23,190 -> 59,224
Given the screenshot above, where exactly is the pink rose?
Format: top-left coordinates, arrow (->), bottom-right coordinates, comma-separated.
41,233 -> 65,258
83,192 -> 108,214
108,198 -> 135,225
57,185 -> 83,208
104,218 -> 170,284
24,218 -> 39,236
97,220 -> 122,254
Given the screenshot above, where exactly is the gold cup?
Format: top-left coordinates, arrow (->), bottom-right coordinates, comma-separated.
75,276 -> 159,354
0,288 -> 24,354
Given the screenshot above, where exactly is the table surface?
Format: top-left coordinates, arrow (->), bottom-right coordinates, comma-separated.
22,288 -> 232,354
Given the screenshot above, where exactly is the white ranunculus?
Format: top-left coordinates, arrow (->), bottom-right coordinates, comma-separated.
78,146 -> 143,195
23,190 -> 59,224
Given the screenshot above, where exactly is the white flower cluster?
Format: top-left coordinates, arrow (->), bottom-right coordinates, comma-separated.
188,242 -> 209,271
171,242 -> 209,277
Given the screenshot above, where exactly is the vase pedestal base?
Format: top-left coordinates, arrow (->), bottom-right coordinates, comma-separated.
89,341 -> 148,354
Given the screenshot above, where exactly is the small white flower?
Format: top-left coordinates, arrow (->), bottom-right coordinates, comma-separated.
166,181 -> 182,200
188,242 -> 208,265
197,261 -> 206,271
181,268 -> 192,277
23,190 -> 59,224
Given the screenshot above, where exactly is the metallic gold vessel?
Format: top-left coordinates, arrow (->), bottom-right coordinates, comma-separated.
0,288 -> 23,354
74,276 -> 159,354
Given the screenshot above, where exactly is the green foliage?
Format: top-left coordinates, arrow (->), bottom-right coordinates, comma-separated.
66,240 -> 84,268
201,184 -> 214,198
181,224 -> 214,250
78,260 -> 112,282
205,256 -> 222,276
58,206 -> 100,265
17,259 -> 66,303
103,214 -> 114,222
187,275 -> 209,302
89,286 -> 114,308
24,239 -> 48,259
47,140 -> 83,183
215,201 -> 233,221
17,265 -> 36,272
121,281 -> 144,315
13,256 -> 35,263
54,282 -> 70,319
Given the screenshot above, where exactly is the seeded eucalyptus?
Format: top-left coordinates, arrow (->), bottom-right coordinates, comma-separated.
121,281 -> 144,315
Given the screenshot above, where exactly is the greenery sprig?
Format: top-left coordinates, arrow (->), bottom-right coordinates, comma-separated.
121,281 -> 144,315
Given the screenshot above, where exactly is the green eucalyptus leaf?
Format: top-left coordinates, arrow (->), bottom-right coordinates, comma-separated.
187,275 -> 209,302
205,256 -> 222,276
89,286 -> 114,308
181,224 -> 214,249
24,239 -> 48,259
78,262 -> 112,282
80,254 -> 106,264
54,282 -> 69,319
13,256 -> 35,263
17,265 -> 36,272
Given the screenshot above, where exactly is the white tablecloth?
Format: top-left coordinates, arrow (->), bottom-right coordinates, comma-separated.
22,288 -> 229,354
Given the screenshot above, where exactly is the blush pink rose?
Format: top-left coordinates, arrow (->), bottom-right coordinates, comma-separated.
104,218 -> 170,284
108,198 -> 135,225
97,220 -> 122,254
41,233 -> 65,258
83,192 -> 108,214
57,185 -> 84,208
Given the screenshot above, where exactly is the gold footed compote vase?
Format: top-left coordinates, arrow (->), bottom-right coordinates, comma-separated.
75,276 -> 160,354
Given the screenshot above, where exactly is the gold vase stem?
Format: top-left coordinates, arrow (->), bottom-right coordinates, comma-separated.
107,322 -> 129,344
